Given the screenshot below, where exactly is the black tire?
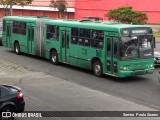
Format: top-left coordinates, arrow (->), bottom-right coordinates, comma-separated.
0,40 -> 2,46
50,50 -> 59,65
93,60 -> 103,77
1,106 -> 14,120
14,43 -> 20,55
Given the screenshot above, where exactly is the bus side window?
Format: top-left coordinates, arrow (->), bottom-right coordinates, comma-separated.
91,30 -> 104,49
20,22 -> 26,35
71,28 -> 78,44
78,38 -> 83,45
46,25 -> 59,40
98,41 -> 103,48
79,29 -> 91,46
13,21 -> 20,34
91,40 -> 96,47
84,39 -> 90,46
13,21 -> 26,35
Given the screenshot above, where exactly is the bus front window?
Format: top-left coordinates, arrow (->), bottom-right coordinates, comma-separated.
120,35 -> 153,59
120,36 -> 138,59
139,35 -> 153,58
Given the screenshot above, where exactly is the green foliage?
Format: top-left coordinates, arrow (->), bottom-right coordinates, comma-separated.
154,32 -> 160,38
0,0 -> 33,16
50,0 -> 67,18
0,0 -> 32,6
107,6 -> 148,24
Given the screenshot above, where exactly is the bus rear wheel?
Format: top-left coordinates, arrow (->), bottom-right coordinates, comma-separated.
14,43 -> 20,55
93,60 -> 103,77
50,50 -> 59,65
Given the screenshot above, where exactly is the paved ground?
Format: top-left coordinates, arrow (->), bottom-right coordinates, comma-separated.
0,60 -> 159,120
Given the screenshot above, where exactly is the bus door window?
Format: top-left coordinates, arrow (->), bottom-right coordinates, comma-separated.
113,38 -> 118,58
3,20 -> 6,32
106,38 -> 111,71
113,38 -> 118,73
66,33 -> 69,48
28,27 -> 31,40
28,27 -> 33,41
62,32 -> 65,48
107,38 -> 111,56
7,25 -> 10,37
31,28 -> 34,41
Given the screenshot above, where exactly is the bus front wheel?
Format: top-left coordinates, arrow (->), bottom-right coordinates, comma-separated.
50,50 -> 59,65
14,43 -> 20,55
93,61 -> 103,77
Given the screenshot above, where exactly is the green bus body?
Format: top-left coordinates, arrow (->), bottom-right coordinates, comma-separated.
2,16 -> 154,77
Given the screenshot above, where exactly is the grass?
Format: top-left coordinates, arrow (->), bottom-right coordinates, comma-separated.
154,32 -> 160,38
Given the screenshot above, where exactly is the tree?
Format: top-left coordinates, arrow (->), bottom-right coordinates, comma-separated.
0,0 -> 33,16
107,6 -> 148,24
50,0 -> 67,19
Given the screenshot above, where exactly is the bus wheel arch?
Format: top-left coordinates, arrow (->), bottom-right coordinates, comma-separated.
91,58 -> 103,77
50,49 -> 59,65
14,41 -> 20,55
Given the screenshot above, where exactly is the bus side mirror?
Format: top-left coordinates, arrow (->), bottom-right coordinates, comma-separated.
153,37 -> 155,48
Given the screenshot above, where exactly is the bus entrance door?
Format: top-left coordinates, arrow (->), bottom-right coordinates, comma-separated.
28,26 -> 34,54
6,23 -> 11,47
106,37 -> 118,76
60,28 -> 71,63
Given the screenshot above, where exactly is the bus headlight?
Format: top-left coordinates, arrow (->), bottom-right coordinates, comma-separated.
120,66 -> 129,70
148,64 -> 153,68
124,67 -> 127,70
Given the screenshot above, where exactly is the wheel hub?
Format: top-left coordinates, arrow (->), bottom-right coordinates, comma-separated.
95,65 -> 101,73
52,55 -> 56,62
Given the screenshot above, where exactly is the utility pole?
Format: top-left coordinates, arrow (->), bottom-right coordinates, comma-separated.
9,0 -> 13,16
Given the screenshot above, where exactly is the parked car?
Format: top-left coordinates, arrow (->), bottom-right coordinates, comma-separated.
0,84 -> 25,120
0,27 -> 2,46
154,50 -> 160,65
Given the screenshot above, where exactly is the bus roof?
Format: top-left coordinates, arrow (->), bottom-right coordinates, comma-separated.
3,16 -> 151,31
46,19 -> 151,31
3,16 -> 51,22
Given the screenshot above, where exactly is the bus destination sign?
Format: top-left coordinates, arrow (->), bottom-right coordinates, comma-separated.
131,29 -> 147,34
121,28 -> 152,35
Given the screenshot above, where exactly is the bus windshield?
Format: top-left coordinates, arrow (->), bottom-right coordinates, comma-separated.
120,35 -> 153,59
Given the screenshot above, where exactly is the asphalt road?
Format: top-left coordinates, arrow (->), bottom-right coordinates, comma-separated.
0,45 -> 160,112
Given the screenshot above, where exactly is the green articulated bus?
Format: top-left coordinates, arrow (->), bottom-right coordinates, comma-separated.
2,16 -> 155,77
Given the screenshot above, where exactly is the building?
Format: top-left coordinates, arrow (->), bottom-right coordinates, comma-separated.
0,0 -> 160,23
0,0 -> 74,19
75,0 -> 160,24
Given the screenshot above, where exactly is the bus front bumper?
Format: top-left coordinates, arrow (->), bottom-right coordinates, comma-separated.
118,69 -> 154,77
